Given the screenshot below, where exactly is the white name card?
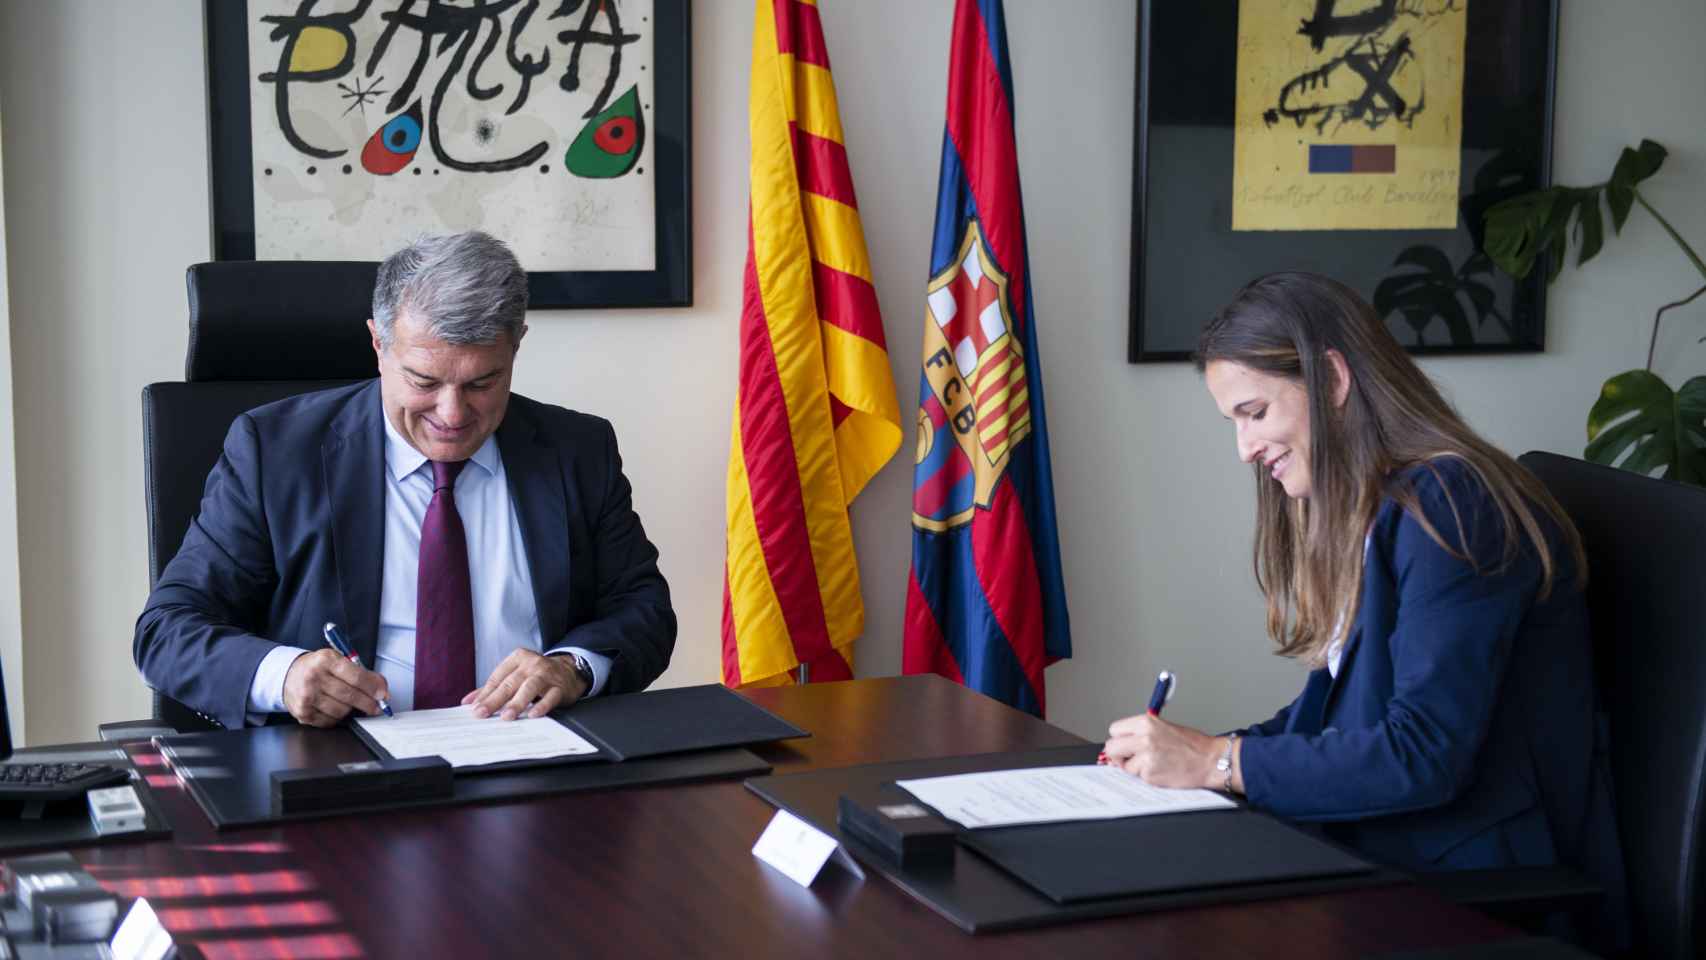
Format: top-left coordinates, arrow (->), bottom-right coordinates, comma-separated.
751,809 -> 865,888
110,897 -> 177,960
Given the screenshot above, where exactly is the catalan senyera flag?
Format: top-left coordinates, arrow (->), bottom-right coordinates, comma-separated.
903,0 -> 1071,717
722,0 -> 901,689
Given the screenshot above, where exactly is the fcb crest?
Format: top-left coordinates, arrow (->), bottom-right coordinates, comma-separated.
911,220 -> 1032,533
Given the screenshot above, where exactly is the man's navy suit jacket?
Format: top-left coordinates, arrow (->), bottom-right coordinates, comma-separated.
134,380 -> 676,730
1236,460 -> 1625,925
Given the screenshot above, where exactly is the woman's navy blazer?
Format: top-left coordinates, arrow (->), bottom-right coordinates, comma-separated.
1236,458 -> 1625,925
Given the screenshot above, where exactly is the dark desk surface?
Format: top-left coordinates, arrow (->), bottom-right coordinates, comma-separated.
71,675 -> 1512,959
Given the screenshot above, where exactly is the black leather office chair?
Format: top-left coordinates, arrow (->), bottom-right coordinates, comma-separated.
1512,451 -> 1706,958
141,261 -> 379,730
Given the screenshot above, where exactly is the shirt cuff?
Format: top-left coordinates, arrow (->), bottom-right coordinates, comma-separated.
247,645 -> 307,725
545,646 -> 612,698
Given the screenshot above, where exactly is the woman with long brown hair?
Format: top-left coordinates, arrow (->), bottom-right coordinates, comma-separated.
1103,272 -> 1625,941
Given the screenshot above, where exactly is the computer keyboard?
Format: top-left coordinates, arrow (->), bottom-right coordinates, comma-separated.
0,762 -> 130,804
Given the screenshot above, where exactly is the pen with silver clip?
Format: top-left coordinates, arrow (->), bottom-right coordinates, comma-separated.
323,621 -> 393,717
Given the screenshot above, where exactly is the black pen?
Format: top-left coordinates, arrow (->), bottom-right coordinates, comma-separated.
322,621 -> 393,717
1147,670 -> 1175,717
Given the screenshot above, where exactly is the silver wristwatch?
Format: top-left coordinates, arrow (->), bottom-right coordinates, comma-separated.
1216,732 -> 1239,792
564,652 -> 594,693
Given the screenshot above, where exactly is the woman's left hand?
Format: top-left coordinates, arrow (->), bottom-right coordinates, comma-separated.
1103,713 -> 1222,788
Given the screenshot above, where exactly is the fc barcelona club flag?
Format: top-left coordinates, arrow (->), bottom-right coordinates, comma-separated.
723,0 -> 902,688
903,0 -> 1070,717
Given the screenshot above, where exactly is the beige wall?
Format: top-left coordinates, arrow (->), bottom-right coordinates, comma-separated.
0,92 -> 23,740
0,1 -> 1702,745
0,5 -> 211,743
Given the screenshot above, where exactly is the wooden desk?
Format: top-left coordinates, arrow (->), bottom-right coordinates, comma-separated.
77,675 -> 1512,958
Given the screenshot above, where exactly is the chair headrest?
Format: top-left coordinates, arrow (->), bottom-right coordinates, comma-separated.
185,261 -> 381,381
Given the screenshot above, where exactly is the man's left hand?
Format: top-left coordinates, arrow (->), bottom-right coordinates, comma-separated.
463,649 -> 588,720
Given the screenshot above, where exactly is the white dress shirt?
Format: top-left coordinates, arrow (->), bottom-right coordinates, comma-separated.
246,410 -> 610,717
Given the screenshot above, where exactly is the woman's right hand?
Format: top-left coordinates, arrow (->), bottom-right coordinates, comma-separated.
1103,712 -> 1226,790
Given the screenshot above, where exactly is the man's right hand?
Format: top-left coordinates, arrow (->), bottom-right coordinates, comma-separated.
282,649 -> 391,727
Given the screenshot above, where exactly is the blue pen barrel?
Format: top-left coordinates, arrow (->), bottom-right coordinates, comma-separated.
1148,671 -> 1174,715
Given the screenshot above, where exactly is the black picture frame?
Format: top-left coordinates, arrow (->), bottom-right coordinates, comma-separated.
205,0 -> 692,310
1128,0 -> 1557,362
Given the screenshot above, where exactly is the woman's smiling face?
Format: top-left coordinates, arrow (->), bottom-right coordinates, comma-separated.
1204,360 -> 1315,499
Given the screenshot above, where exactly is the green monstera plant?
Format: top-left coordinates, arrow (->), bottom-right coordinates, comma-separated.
1483,139 -> 1706,485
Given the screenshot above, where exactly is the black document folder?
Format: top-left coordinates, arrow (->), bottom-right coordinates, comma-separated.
160,684 -> 802,829
960,808 -> 1371,903
548,683 -> 809,761
748,745 -> 1390,933
160,724 -> 771,830
347,682 -> 808,772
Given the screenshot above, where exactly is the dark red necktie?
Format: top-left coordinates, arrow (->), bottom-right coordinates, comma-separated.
413,460 -> 474,710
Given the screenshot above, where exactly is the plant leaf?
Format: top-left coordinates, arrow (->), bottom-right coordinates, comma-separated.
1436,293 -> 1473,345
1461,281 -> 1497,326
1540,190 -> 1576,280
1373,274 -> 1427,315
1636,138 -> 1667,173
1610,139 -> 1667,190
1544,189 -> 1583,245
1458,252 -> 1494,277
1398,306 -> 1432,345
1486,140 -> 1670,278
1483,190 -> 1562,279
1583,369 -> 1706,482
1392,245 -> 1456,280
1541,190 -> 1582,283
1674,376 -> 1706,485
1606,181 -> 1634,234
1606,140 -> 1667,233
1574,189 -> 1605,266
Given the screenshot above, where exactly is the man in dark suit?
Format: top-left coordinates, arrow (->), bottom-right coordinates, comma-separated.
134,232 -> 675,730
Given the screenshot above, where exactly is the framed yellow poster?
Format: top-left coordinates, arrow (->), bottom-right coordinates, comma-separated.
1129,0 -> 1557,362
1231,0 -> 1467,231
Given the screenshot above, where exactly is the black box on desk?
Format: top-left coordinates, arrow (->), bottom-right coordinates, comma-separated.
39,891 -> 119,945
6,868 -> 119,944
16,870 -> 100,918
838,785 -> 958,868
0,853 -> 77,909
271,756 -> 453,814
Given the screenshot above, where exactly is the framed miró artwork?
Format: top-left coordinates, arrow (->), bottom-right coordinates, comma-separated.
205,0 -> 691,308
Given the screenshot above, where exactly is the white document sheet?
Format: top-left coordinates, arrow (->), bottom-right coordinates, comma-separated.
895,765 -> 1236,829
353,705 -> 599,769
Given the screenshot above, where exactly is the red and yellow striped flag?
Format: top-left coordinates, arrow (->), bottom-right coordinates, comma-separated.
722,0 -> 901,689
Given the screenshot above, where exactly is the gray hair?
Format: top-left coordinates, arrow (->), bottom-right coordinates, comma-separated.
371,231 -> 528,348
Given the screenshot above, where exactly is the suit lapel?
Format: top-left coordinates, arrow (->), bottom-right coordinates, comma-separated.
497,401 -> 570,646
323,382 -> 386,666
1322,622 -> 1363,720
1322,527 -> 1379,721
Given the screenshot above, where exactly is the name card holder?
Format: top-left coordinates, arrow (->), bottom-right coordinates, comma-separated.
751,809 -> 866,889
